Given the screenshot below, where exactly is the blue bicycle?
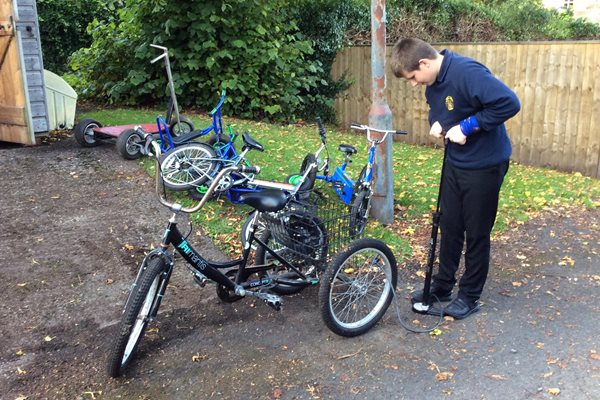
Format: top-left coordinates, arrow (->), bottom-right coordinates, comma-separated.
288,120 -> 408,235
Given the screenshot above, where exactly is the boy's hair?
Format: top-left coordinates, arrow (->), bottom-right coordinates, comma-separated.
390,38 -> 439,78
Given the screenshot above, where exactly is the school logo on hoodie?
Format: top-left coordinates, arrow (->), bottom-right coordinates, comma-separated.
445,96 -> 454,111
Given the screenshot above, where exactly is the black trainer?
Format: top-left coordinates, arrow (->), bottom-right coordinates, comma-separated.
428,297 -> 480,320
411,285 -> 453,304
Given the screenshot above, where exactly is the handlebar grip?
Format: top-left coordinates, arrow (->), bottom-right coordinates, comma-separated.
238,165 -> 260,174
350,122 -> 361,130
395,130 -> 409,135
316,117 -> 327,142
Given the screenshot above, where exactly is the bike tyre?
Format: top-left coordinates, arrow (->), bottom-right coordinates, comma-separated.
349,189 -> 371,237
169,116 -> 194,137
318,238 -> 397,337
298,153 -> 317,192
159,143 -> 219,190
107,257 -> 167,377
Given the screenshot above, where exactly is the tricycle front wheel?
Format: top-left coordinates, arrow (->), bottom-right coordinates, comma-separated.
107,257 -> 167,377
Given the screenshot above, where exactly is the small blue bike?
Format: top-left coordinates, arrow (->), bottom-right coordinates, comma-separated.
288,120 -> 408,235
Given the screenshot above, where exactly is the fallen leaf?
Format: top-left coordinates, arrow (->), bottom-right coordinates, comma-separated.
487,374 -> 507,381
558,256 -> 575,267
192,353 -> 207,362
512,281 -> 523,287
435,371 -> 454,381
16,367 -> 27,375
106,278 -> 114,284
17,283 -> 28,287
547,388 -> 561,396
43,336 -> 53,342
272,388 -> 283,399
429,328 -> 442,336
123,244 -> 134,251
15,395 -> 28,400
16,349 -> 24,356
590,350 -> 600,361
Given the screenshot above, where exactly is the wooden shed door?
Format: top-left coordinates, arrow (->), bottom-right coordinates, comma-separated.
0,0 -> 34,144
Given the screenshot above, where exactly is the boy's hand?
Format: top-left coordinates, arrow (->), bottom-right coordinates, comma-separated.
446,125 -> 467,145
429,121 -> 443,139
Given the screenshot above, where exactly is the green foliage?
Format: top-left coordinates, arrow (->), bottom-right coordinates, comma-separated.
292,0 -> 360,122
37,0 -> 108,74
68,0 -> 333,122
490,0 -> 552,41
544,9 -> 600,40
349,0 -> 600,43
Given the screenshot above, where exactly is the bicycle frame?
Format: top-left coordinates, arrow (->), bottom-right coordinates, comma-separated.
194,136 -> 327,204
320,123 -> 407,204
155,91 -> 227,154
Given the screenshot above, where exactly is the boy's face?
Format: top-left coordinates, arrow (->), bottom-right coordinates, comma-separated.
403,59 -> 438,87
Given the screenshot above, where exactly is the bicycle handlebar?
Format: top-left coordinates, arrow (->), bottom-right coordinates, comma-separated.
350,122 -> 408,136
150,44 -> 168,64
146,138 -> 260,213
315,117 -> 327,144
210,90 -> 227,116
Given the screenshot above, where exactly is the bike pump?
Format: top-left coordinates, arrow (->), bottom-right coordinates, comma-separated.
412,139 -> 449,315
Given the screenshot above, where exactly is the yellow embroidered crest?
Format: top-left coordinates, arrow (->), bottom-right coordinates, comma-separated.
445,96 -> 454,111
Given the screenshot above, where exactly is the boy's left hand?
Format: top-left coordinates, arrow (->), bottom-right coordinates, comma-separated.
446,125 -> 467,145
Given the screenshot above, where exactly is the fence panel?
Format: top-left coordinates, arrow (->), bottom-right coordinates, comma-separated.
332,41 -> 600,178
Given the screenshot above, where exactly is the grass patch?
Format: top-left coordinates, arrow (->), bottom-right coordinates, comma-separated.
78,108 -> 600,262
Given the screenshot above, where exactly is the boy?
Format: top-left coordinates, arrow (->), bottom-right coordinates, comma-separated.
391,38 -> 520,319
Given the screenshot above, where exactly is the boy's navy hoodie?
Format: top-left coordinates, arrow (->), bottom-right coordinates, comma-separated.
426,49 -> 521,169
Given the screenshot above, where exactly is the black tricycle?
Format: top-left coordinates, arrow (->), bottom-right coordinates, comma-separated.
107,133 -> 398,377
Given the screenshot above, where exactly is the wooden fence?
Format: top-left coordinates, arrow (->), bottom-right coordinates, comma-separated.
332,41 -> 600,178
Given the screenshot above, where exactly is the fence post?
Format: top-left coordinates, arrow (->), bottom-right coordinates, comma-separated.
368,0 -> 394,225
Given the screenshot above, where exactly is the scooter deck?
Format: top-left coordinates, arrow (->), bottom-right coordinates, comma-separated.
93,123 -> 160,138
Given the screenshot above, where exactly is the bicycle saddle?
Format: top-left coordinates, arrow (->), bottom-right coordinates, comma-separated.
338,144 -> 357,155
242,132 -> 264,152
238,189 -> 289,212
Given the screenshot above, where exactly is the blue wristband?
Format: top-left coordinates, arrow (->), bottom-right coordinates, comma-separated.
459,116 -> 480,136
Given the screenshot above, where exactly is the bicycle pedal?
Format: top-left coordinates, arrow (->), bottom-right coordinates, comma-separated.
265,298 -> 282,311
192,272 -> 208,287
259,293 -> 283,311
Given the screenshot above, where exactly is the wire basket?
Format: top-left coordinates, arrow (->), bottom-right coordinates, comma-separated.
262,188 -> 362,268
